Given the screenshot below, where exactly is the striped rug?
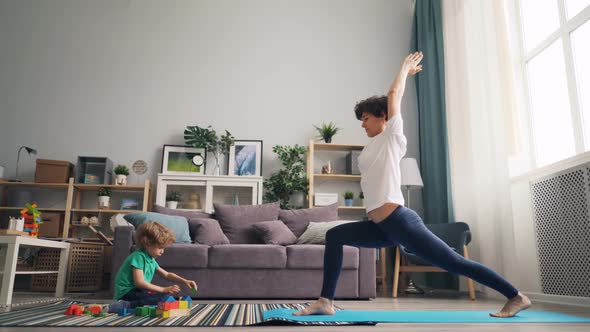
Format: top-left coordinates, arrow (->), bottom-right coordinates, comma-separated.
0,301 -> 366,326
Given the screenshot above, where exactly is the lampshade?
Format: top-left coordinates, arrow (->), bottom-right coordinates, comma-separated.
400,158 -> 423,187
23,146 -> 37,155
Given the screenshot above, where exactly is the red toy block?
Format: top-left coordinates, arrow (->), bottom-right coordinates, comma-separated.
65,304 -> 83,316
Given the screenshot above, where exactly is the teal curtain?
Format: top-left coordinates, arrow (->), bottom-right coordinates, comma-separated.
413,0 -> 456,290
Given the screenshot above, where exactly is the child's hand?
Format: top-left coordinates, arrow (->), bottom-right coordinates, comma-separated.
184,280 -> 198,292
163,285 -> 180,294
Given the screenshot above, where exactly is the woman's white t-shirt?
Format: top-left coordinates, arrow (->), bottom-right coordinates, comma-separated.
357,114 -> 407,212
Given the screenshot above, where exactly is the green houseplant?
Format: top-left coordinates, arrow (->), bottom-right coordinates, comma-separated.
344,191 -> 354,207
263,145 -> 308,209
314,122 -> 341,143
359,191 -> 364,206
114,164 -> 129,185
184,125 -> 234,175
166,191 -> 182,209
97,187 -> 112,209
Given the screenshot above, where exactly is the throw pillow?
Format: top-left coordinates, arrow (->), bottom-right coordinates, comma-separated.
278,203 -> 339,238
297,220 -> 357,244
153,204 -> 212,219
123,212 -> 191,243
188,218 -> 230,245
214,202 -> 280,244
252,220 -> 297,245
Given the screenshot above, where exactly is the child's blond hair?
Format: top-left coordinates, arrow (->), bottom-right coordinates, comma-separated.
134,222 -> 175,250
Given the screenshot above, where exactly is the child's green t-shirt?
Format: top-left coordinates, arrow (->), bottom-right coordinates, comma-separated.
113,249 -> 159,300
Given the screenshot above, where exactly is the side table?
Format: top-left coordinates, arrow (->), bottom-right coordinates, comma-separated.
0,236 -> 70,306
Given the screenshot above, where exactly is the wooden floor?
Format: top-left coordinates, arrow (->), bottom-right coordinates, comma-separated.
1,294 -> 589,331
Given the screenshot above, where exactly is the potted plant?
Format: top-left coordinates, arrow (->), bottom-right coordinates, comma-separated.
114,164 -> 129,185
314,122 -> 341,143
184,125 -> 234,176
344,191 -> 354,207
97,187 -> 112,209
263,145 -> 308,209
166,191 -> 182,209
359,191 -> 364,206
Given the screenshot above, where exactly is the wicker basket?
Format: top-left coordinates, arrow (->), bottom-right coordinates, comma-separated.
31,243 -> 104,292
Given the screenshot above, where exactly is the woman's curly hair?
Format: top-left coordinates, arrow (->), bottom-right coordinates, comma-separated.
354,95 -> 388,121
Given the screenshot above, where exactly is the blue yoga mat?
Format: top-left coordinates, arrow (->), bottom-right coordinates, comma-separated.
263,309 -> 590,324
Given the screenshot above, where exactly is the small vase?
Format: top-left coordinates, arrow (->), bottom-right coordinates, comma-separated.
345,199 -> 353,207
98,196 -> 110,209
114,174 -> 127,185
324,137 -> 332,143
360,199 -> 364,207
166,201 -> 178,209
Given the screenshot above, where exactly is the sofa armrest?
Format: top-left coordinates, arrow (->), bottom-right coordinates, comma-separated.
358,247 -> 376,298
111,225 -> 134,290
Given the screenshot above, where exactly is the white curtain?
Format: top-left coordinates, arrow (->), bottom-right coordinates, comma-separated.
442,0 -> 521,297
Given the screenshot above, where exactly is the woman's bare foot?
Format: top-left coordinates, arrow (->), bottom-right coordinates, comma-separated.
490,292 -> 532,317
293,297 -> 335,316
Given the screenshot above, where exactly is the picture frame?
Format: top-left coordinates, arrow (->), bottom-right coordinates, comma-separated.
228,140 -> 263,177
161,145 -> 207,175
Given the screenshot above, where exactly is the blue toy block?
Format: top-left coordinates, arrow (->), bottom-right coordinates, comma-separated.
161,295 -> 175,302
118,308 -> 136,316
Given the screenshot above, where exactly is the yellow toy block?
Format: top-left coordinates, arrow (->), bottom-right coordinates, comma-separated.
157,308 -> 190,318
178,301 -> 188,309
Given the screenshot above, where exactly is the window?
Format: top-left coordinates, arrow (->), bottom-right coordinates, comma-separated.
516,0 -> 590,167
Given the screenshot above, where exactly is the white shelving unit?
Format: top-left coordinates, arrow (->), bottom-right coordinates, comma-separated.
156,174 -> 263,214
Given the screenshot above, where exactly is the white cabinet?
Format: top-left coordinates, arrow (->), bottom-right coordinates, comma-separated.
155,174 -> 263,213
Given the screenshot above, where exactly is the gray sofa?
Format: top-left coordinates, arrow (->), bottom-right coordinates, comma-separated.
111,203 -> 376,299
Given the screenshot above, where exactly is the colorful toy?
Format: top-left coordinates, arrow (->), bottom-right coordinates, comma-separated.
130,296 -> 193,318
20,203 -> 42,237
117,308 -> 136,316
64,304 -> 105,316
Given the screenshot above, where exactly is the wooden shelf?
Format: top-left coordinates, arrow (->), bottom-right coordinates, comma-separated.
0,207 -> 66,212
314,174 -> 361,181
71,209 -> 142,214
74,184 -> 147,191
0,180 -> 69,189
313,143 -> 364,151
70,224 -> 101,227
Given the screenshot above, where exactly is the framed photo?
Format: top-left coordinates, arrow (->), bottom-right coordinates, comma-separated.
228,140 -> 263,176
161,145 -> 207,175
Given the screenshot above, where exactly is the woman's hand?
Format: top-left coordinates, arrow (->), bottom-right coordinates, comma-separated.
163,285 -> 181,294
402,52 -> 423,76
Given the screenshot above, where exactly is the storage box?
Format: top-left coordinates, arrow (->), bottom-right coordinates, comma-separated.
75,156 -> 113,184
38,212 -> 63,238
314,193 -> 338,206
35,159 -> 74,183
346,151 -> 361,175
31,243 -> 104,292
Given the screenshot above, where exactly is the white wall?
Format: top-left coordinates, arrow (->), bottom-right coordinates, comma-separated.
0,0 -> 420,207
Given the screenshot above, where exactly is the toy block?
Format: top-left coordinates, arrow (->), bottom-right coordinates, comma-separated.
135,306 -> 151,316
178,300 -> 188,309
93,313 -> 107,318
88,305 -> 103,314
65,304 -> 82,316
83,310 -> 91,315
161,295 -> 175,302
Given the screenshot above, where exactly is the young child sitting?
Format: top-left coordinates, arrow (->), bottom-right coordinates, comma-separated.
108,221 -> 197,312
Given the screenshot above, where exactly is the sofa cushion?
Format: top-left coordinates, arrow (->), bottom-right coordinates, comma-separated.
214,202 -> 280,244
153,204 -> 212,219
278,203 -> 339,238
124,212 -> 191,243
155,243 -> 209,269
297,220 -> 358,244
208,244 -> 286,269
252,220 -> 297,245
188,218 -> 230,245
287,244 -> 359,269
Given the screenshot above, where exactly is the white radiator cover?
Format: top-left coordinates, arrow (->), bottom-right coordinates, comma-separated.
530,164 -> 590,298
